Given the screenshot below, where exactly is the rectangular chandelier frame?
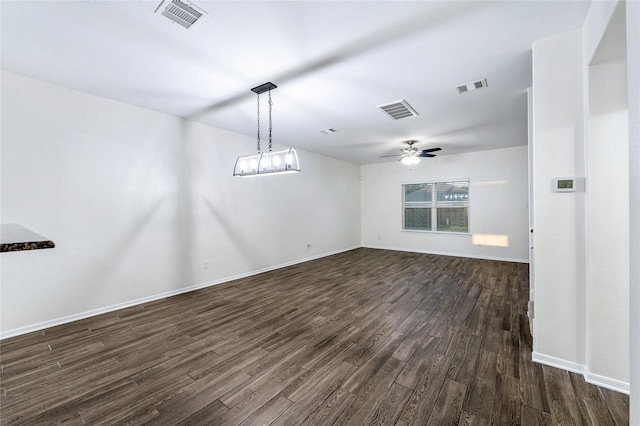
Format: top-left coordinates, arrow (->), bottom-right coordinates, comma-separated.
233,147 -> 300,177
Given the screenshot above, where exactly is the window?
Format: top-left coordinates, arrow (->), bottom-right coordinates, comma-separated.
403,183 -> 432,231
402,180 -> 469,233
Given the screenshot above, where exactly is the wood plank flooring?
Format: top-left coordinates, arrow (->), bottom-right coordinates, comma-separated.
0,248 -> 629,425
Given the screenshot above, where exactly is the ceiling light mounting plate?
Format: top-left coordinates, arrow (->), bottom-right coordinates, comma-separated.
251,82 -> 278,95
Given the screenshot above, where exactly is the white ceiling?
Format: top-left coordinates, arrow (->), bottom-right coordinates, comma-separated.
1,1 -> 591,164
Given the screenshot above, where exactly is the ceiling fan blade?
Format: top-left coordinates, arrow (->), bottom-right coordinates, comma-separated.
383,143 -> 440,159
381,148 -> 408,158
421,147 -> 442,153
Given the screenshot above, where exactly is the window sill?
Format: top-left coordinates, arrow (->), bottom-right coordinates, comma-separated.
401,229 -> 471,236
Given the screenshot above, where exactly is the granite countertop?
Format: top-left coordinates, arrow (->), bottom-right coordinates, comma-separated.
0,224 -> 55,252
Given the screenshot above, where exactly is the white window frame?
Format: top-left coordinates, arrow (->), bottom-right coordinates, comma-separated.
402,179 -> 470,234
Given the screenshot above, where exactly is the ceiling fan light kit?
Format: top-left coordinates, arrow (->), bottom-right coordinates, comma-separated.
401,155 -> 420,165
233,82 -> 300,177
382,140 -> 441,166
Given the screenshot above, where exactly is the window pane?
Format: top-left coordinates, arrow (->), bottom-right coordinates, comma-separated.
437,207 -> 468,232
405,208 -> 431,230
436,181 -> 469,204
404,183 -> 432,206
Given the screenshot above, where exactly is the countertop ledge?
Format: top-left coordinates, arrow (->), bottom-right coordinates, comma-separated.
1,224 -> 55,252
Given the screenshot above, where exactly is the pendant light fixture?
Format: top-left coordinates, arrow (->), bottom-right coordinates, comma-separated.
233,82 -> 300,177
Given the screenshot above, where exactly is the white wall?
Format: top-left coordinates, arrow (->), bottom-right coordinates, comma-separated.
627,0 -> 640,420
531,28 -> 586,369
361,146 -> 529,262
587,59 -> 629,385
532,0 -> 635,396
0,71 -> 361,336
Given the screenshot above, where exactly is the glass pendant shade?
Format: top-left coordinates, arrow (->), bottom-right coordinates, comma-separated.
233,147 -> 300,177
401,155 -> 420,165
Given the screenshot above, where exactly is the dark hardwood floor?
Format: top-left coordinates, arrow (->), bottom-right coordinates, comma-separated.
0,248 -> 629,425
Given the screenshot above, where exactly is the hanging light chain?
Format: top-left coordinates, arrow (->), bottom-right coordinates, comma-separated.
256,92 -> 261,153
268,88 -> 273,152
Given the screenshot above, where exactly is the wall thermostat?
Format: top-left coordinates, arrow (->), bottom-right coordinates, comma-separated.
553,177 -> 584,192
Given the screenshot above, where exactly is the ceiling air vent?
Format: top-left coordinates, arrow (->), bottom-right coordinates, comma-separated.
376,100 -> 419,120
155,0 -> 208,30
456,78 -> 488,94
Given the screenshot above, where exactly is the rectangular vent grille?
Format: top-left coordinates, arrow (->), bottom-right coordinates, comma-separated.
376,100 -> 419,120
456,78 -> 488,94
156,0 -> 207,29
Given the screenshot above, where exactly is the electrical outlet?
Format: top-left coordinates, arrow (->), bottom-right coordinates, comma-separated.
203,261 -> 209,269
307,243 -> 312,249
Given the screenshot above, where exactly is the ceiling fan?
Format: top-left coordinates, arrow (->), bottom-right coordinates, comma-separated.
380,140 -> 441,165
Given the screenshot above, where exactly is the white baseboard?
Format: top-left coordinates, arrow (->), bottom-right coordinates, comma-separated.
0,246 -> 360,340
532,351 -> 585,374
532,351 -> 630,395
585,371 -> 630,395
362,244 -> 529,263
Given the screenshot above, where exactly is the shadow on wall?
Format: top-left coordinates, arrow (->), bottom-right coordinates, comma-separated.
177,117 -> 276,281
203,198 -> 264,272
175,119 -> 198,290
73,196 -> 172,306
